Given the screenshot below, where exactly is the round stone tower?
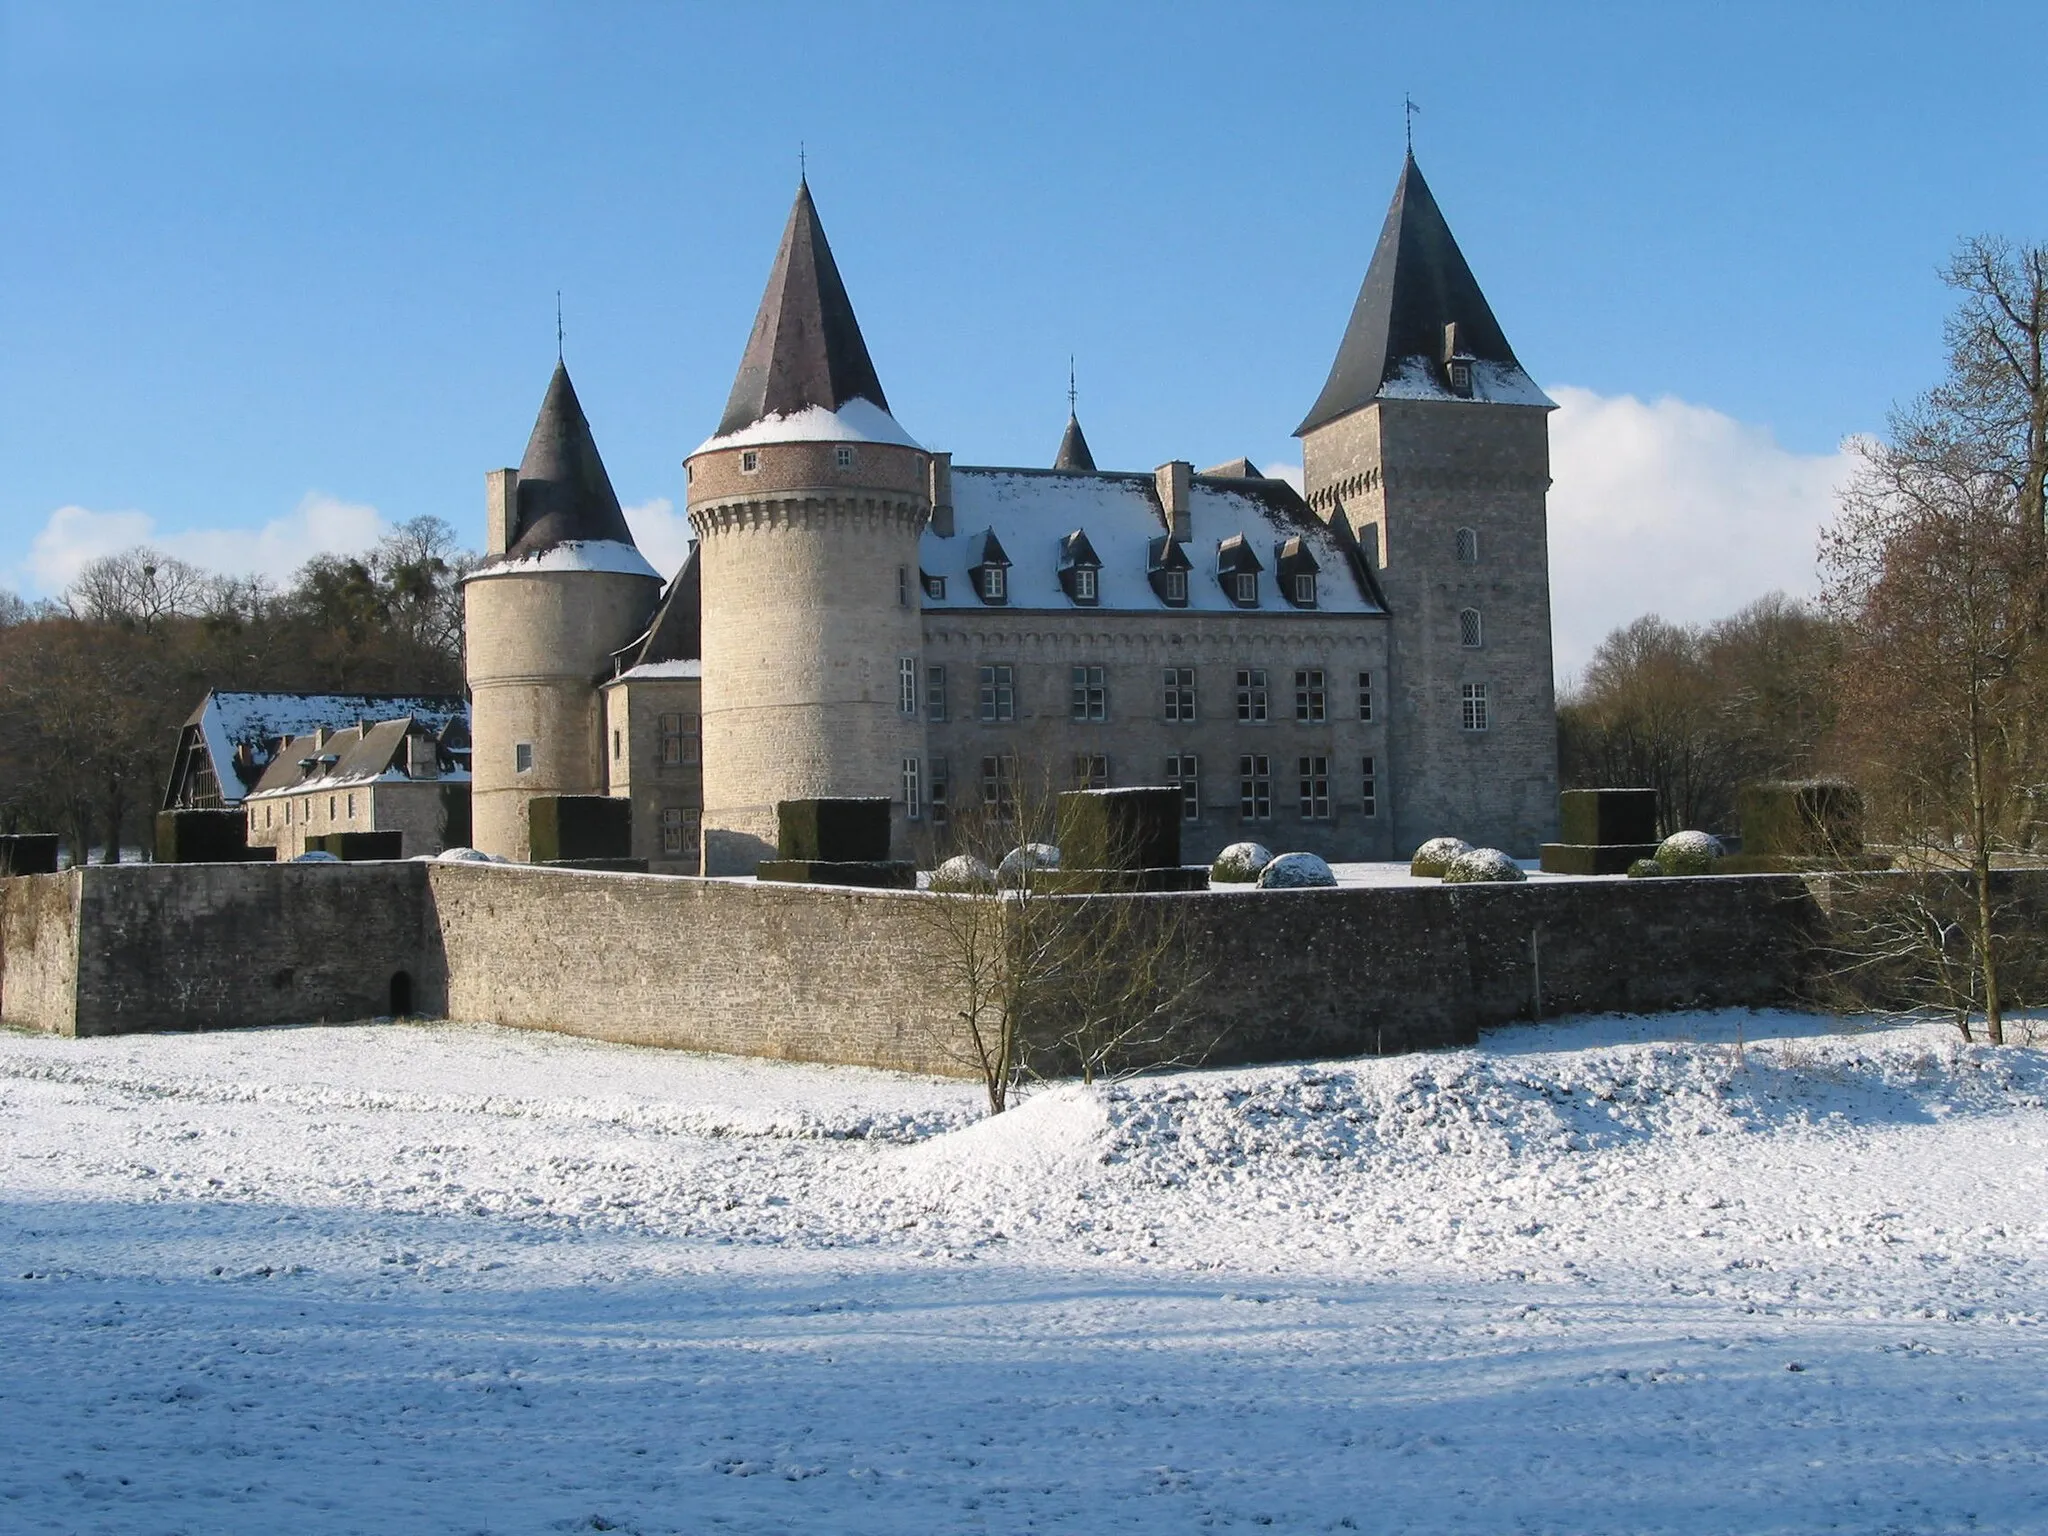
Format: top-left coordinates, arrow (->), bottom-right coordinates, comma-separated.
465,363 -> 662,861
686,180 -> 930,874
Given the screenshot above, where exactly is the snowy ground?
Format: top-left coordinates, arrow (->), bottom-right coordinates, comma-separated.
2,1011 -> 2045,1533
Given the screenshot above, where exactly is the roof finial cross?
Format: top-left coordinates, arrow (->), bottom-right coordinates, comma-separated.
799,141 -> 807,183
1404,93 -> 1420,154
556,290 -> 564,362
1067,355 -> 1077,415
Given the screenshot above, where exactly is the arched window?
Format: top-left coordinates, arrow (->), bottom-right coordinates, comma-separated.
1456,527 -> 1479,564
1459,608 -> 1483,648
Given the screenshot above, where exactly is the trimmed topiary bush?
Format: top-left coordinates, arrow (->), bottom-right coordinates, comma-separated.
1625,858 -> 1664,879
1409,836 -> 1472,878
1256,852 -> 1338,889
1655,830 -> 1724,876
996,843 -> 1061,889
929,854 -> 995,892
1442,847 -> 1526,883
1210,841 -> 1274,883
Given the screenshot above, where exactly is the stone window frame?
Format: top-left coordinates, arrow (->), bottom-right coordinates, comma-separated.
903,757 -> 923,821
1235,667 -> 1269,724
1456,526 -> 1480,564
1357,670 -> 1374,722
1072,753 -> 1110,790
930,756 -> 950,827
659,806 -> 699,858
898,657 -> 919,716
1462,682 -> 1490,732
1070,664 -> 1107,722
980,752 -> 1016,816
1361,755 -> 1378,818
1163,667 -> 1196,722
1238,753 -> 1272,822
656,713 -> 700,766
835,445 -> 857,470
740,450 -> 760,474
1460,608 -> 1484,648
1165,752 -> 1200,822
978,664 -> 1015,724
1298,755 -> 1331,820
1294,668 -> 1326,723
926,664 -> 947,723
515,741 -> 534,774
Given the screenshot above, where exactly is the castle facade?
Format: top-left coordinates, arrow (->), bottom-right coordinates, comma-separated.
463,156 -> 1560,872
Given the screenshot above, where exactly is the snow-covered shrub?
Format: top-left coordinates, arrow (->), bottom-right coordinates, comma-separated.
928,854 -> 995,893
292,850 -> 341,863
1625,858 -> 1664,879
996,843 -> 1060,889
1409,836 -> 1472,878
1210,841 -> 1273,883
1442,847 -> 1526,883
435,847 -> 506,864
1656,830 -> 1724,877
1256,852 -> 1338,889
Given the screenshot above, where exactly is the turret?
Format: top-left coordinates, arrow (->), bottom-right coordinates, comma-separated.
464,363 -> 662,860
685,180 -> 930,874
1296,154 -> 1559,856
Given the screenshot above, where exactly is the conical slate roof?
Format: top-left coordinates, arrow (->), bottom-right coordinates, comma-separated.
1295,154 -> 1522,436
716,181 -> 890,437
1053,413 -> 1097,472
503,362 -> 640,559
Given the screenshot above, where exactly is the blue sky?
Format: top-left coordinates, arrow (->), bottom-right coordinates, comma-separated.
3,1 -> 2044,668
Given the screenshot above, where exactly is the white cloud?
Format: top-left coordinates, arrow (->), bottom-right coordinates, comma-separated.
1546,386 -> 1856,679
624,497 -> 694,584
20,492 -> 392,596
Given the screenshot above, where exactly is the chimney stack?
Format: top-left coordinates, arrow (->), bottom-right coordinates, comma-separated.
1155,460 -> 1192,542
485,468 -> 518,556
927,451 -> 953,537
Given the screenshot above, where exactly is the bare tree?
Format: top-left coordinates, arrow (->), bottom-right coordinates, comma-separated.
65,548 -> 207,632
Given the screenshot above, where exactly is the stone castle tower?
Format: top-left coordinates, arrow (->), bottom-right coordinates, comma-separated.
465,364 -> 662,860
685,181 -> 933,874
1298,153 -> 1560,855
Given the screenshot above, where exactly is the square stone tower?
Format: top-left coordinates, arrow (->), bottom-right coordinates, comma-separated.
1297,154 -> 1560,857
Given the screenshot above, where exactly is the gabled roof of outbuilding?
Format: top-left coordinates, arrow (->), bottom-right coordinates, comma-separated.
715,180 -> 892,439
1296,154 -> 1547,435
495,363 -> 643,563
172,691 -> 469,805
1054,413 -> 1097,472
246,716 -> 468,798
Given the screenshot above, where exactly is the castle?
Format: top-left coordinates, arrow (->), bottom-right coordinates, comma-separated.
462,155 -> 1560,874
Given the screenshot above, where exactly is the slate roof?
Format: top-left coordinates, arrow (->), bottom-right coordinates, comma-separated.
492,362 -> 643,564
716,181 -> 891,438
921,468 -> 1384,614
1296,154 -> 1545,435
1053,413 -> 1097,472
169,691 -> 469,807
611,544 -> 702,679
246,715 -> 472,800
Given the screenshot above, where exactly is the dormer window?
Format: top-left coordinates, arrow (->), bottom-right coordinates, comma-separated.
970,528 -> 1013,605
982,566 -> 1006,601
922,571 -> 947,600
1274,536 -> 1322,609
1294,573 -> 1317,606
1448,360 -> 1473,397
1162,570 -> 1187,603
1057,529 -> 1103,607
1148,534 -> 1193,607
834,445 -> 856,470
1443,321 -> 1476,398
740,450 -> 760,474
1217,534 -> 1264,609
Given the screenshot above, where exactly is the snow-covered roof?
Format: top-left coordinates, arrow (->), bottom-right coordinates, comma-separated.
609,660 -> 702,683
920,469 -> 1382,615
246,716 -> 471,800
1375,357 -> 1553,409
692,398 -> 923,455
184,691 -> 468,804
463,539 -> 662,581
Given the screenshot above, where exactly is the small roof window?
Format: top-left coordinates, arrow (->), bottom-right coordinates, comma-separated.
970,528 -> 1012,606
1147,535 -> 1192,608
1216,534 -> 1264,608
1057,529 -> 1102,606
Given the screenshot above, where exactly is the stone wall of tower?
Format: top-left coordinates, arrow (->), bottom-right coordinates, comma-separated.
687,439 -> 931,874
1303,399 -> 1559,857
464,568 -> 660,861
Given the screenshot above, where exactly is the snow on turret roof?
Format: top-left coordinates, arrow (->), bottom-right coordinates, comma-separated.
463,538 -> 661,581
921,468 -> 1382,614
691,398 -> 922,455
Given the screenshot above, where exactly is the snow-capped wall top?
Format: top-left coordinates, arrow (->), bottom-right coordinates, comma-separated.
691,397 -> 923,455
920,468 -> 1382,614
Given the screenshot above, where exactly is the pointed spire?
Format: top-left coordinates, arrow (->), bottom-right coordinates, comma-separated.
1295,155 -> 1524,436
501,362 -> 640,560
716,181 -> 890,438
1053,412 -> 1097,472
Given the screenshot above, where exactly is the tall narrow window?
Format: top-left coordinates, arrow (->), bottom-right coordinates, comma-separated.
1460,608 -> 1484,648
1163,667 -> 1196,722
1238,754 -> 1272,821
1235,668 -> 1268,723
1070,665 -> 1106,721
1456,526 -> 1479,564
898,566 -> 909,608
1166,753 -> 1200,822
515,742 -> 534,774
1357,670 -> 1374,721
1298,756 -> 1330,820
346,792 -> 355,820
930,757 -> 950,827
978,664 -> 1014,723
1462,682 -> 1490,732
899,656 -> 918,715
903,757 -> 923,820
612,728 -> 622,762
1294,668 -> 1326,722
1072,753 -> 1109,790
981,753 -> 1016,815
926,664 -> 948,723
1361,756 -> 1378,817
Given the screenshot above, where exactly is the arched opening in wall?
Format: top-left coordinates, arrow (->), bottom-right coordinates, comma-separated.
389,970 -> 413,1018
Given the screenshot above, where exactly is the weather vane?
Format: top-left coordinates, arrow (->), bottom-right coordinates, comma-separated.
1068,356 -> 1077,415
556,291 -> 564,361
1405,93 -> 1421,153
799,141 -> 806,182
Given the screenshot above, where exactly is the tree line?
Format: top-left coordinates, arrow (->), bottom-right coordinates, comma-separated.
0,518 -> 474,864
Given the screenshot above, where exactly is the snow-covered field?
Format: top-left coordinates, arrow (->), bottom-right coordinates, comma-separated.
2,1011 -> 2045,1533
